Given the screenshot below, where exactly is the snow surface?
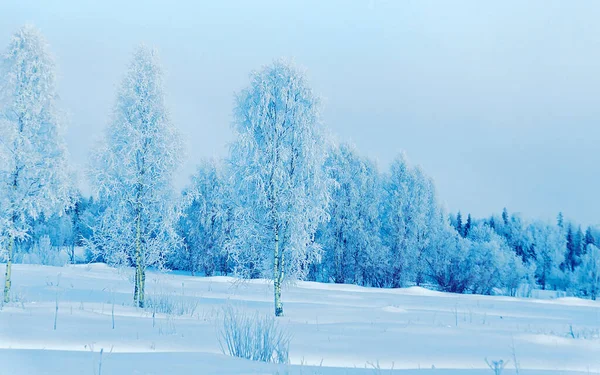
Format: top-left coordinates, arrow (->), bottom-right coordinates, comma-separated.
1,264 -> 599,374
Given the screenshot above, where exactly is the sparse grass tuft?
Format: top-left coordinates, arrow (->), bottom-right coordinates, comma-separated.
218,306 -> 291,364
145,293 -> 199,317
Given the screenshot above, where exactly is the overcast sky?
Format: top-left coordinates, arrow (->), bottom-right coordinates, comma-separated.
2,1 -> 599,226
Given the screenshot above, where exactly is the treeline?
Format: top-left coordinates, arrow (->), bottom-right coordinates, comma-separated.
2,25 -> 599,311
20,150 -> 600,301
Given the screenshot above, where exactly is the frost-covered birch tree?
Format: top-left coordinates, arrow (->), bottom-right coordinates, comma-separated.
577,244 -> 600,300
228,59 -> 330,316
0,25 -> 72,303
381,154 -> 438,287
88,45 -> 182,308
528,221 -> 565,290
316,143 -> 384,286
176,159 -> 231,276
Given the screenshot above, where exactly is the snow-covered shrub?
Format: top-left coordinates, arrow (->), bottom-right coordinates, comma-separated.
218,307 -> 290,364
467,225 -> 527,296
425,229 -> 473,293
485,358 -> 507,375
18,236 -> 69,266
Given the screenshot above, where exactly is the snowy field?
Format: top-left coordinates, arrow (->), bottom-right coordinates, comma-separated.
1,264 -> 600,375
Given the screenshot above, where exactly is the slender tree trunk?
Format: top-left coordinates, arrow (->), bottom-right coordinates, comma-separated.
134,213 -> 144,307
3,234 -> 14,303
139,267 -> 145,308
273,229 -> 283,317
69,245 -> 75,264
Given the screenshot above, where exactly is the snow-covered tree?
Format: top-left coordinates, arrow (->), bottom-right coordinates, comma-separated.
424,222 -> 472,293
584,226 -> 597,249
528,221 -> 565,290
87,45 -> 183,308
315,143 -> 385,286
466,224 -> 527,296
381,154 -> 439,287
564,225 -> 584,272
576,244 -> 600,300
0,25 -> 72,302
175,159 -> 232,276
454,212 -> 463,236
228,59 -> 330,316
463,214 -> 472,238
492,210 -> 534,264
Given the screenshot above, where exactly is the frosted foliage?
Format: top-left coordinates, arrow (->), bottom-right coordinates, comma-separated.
0,25 -> 72,241
576,244 -> 600,300
88,45 -> 183,269
228,59 -> 330,281
317,143 -> 385,286
176,159 -> 231,276
381,154 -> 440,287
466,224 -> 526,295
529,221 -> 566,290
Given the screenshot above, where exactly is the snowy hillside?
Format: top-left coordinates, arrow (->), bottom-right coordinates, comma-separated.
1,264 -> 599,374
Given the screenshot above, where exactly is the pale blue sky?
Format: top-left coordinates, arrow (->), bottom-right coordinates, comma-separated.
2,1 -> 599,226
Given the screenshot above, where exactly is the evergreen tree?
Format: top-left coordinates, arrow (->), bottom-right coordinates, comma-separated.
0,25 -> 72,302
557,212 -> 564,228
584,226 -> 596,249
455,211 -> 463,236
464,214 -> 472,238
502,208 -> 509,226
574,226 -> 584,267
565,225 -> 576,271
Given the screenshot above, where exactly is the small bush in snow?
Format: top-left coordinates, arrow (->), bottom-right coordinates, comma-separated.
145,293 -> 199,317
17,236 -> 69,267
485,358 -> 507,375
218,307 -> 290,364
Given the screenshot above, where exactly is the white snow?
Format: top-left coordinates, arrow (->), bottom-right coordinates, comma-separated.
1,263 -> 599,374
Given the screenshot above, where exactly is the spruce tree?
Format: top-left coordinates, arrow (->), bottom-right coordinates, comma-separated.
456,212 -> 463,236
585,226 -> 596,249
464,214 -> 472,238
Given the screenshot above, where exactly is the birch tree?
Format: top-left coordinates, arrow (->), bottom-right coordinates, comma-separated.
88,45 -> 182,308
316,143 -> 384,286
381,154 -> 438,287
528,221 -> 565,290
228,59 -> 330,316
176,159 -> 231,276
0,25 -> 72,302
576,244 -> 600,300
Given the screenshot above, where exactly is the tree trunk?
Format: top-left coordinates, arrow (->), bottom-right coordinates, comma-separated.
69,245 -> 75,264
134,213 -> 144,308
3,235 -> 14,303
139,267 -> 145,308
273,230 -> 283,317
